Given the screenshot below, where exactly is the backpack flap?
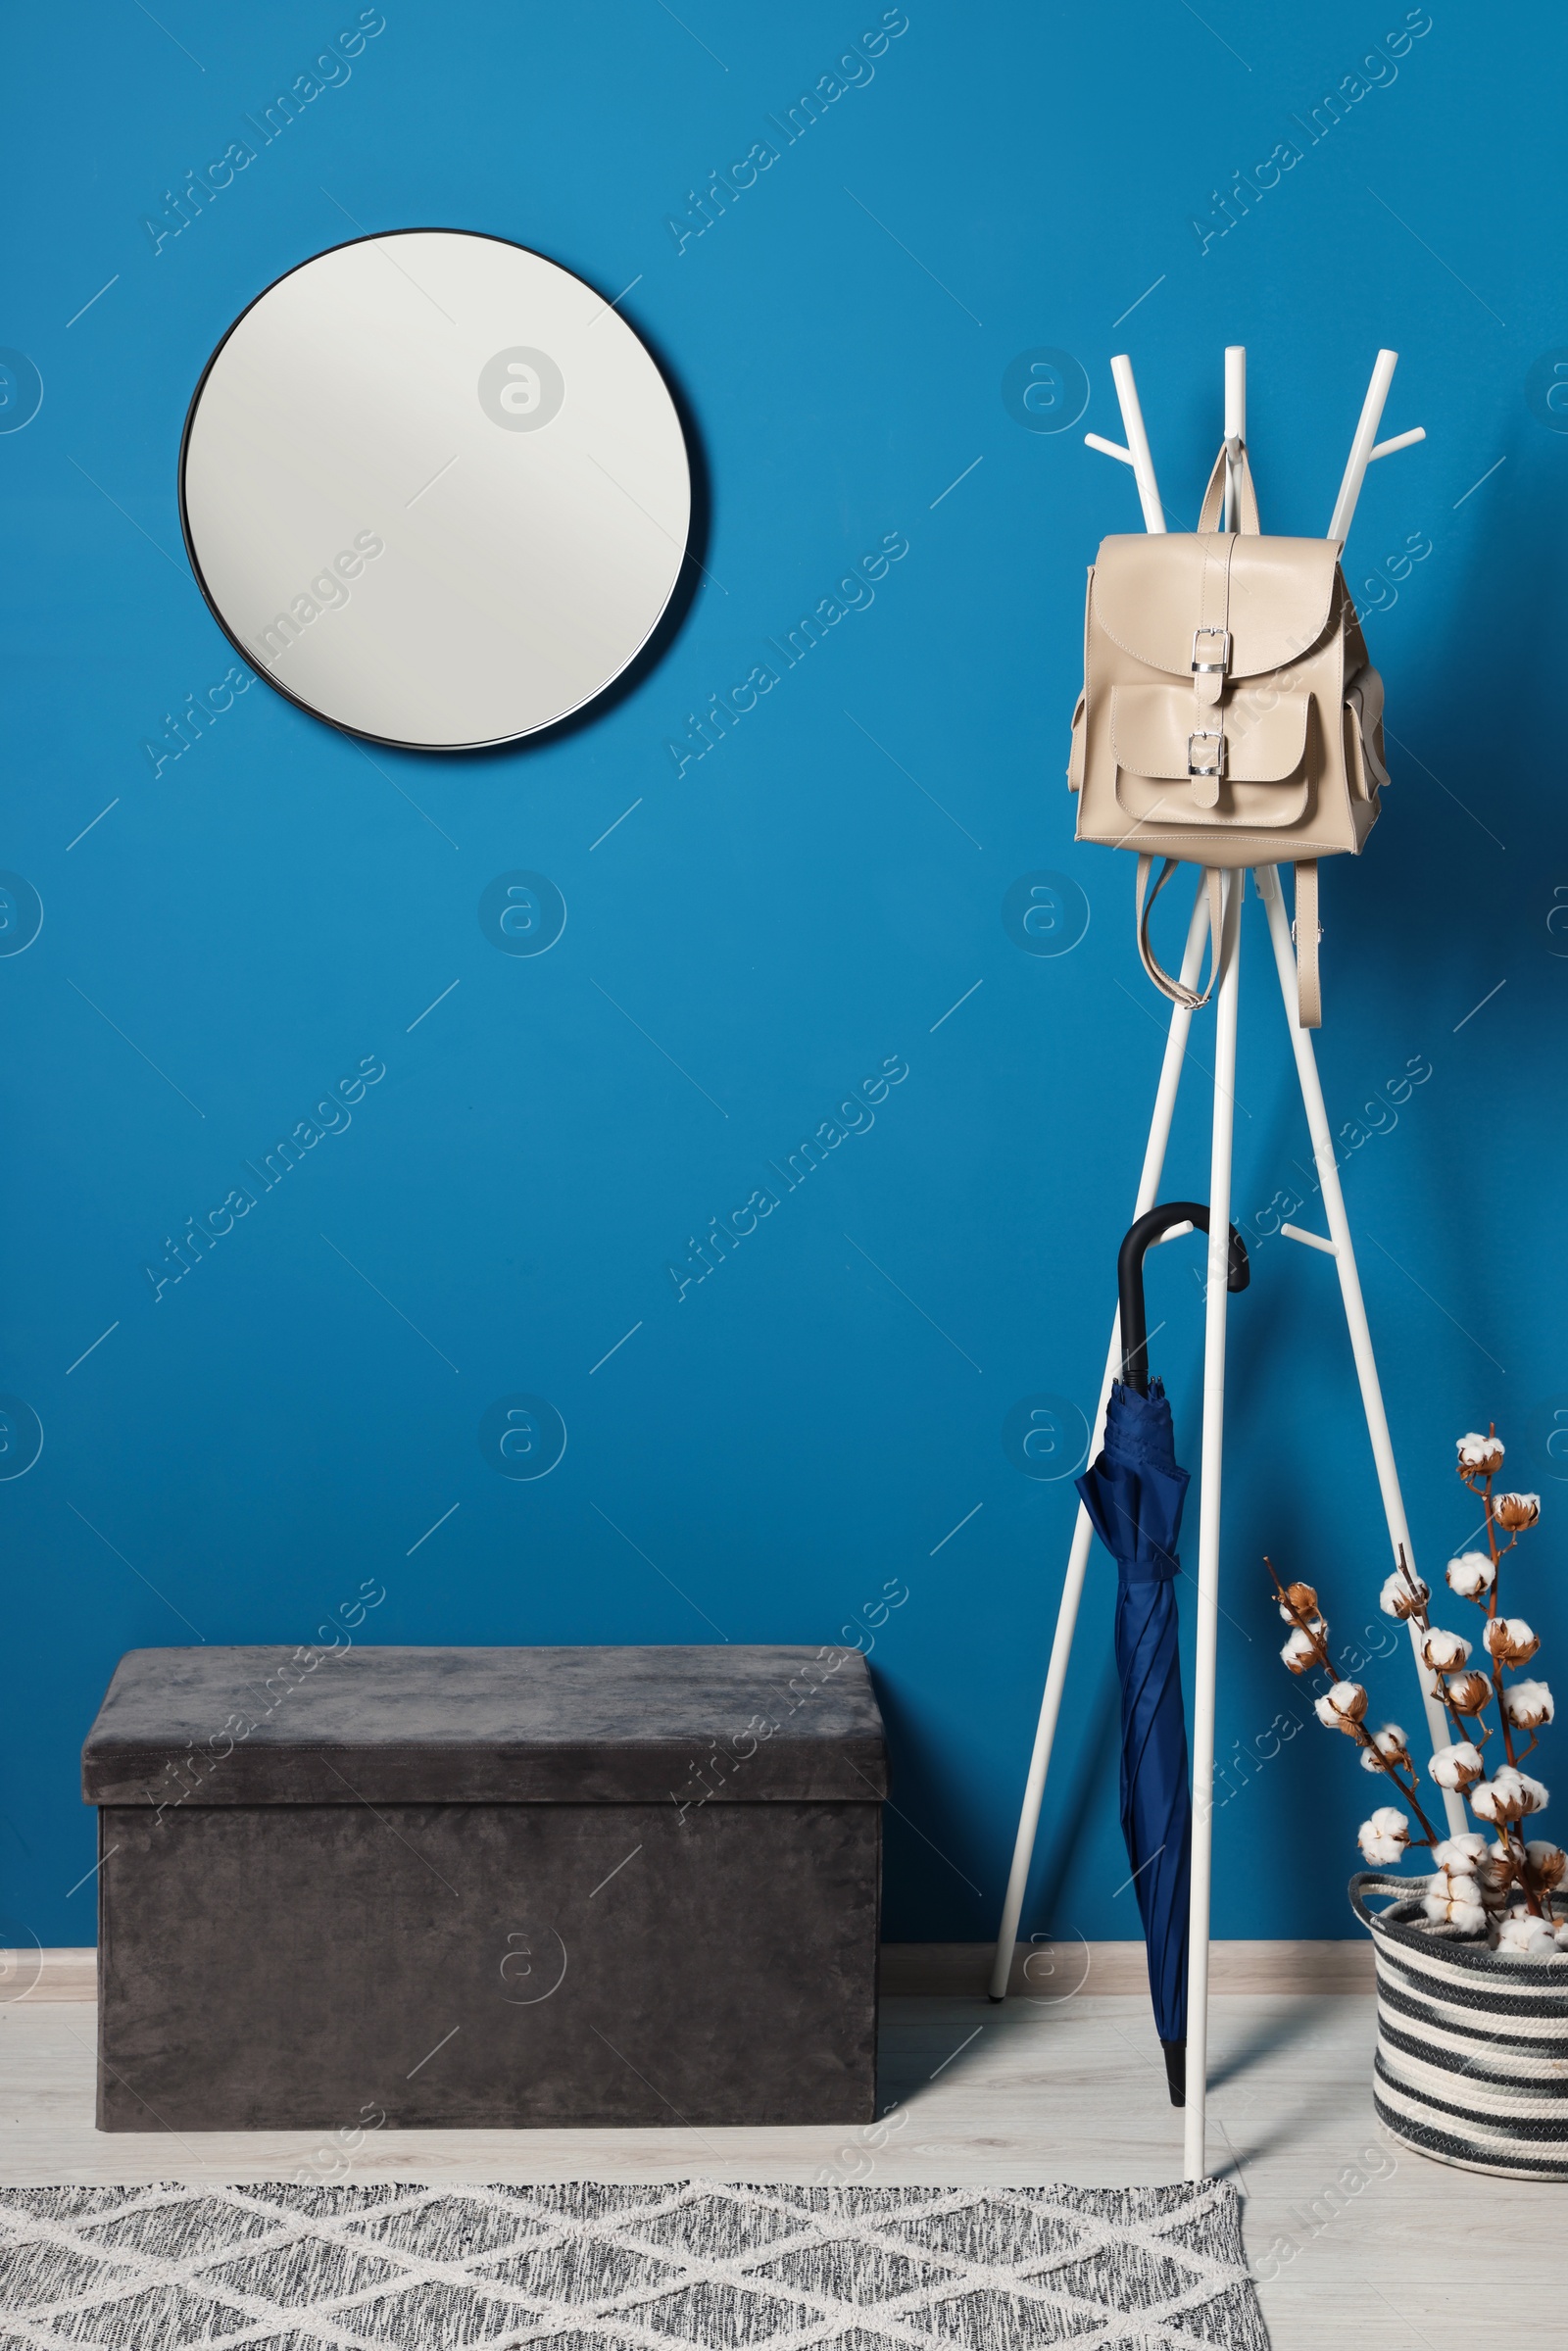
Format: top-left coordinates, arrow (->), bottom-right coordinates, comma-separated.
1090,533 -> 1344,679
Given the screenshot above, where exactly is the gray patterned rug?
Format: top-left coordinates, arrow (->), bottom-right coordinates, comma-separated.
0,2177 -> 1268,2348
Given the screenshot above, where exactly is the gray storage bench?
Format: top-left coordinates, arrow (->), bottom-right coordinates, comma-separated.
80,1643 -> 886,2132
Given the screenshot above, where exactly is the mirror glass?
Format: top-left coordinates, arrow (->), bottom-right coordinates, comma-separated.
180,231 -> 692,751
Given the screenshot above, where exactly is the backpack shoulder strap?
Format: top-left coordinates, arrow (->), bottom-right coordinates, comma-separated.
1197,438 -> 1260,534
1136,857 -> 1228,1010
1293,860 -> 1321,1028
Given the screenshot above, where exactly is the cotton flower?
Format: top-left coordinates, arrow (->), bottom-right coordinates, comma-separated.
1357,1806 -> 1410,1865
1277,1581 -> 1319,1622
1485,1617 -> 1540,1667
1494,1493 -> 1541,1533
1281,1627 -> 1319,1673
1446,1671 -> 1494,1715
1315,1681 -> 1368,1734
1471,1768 -> 1549,1824
1478,1841 -> 1517,1903
1380,1569 -> 1429,1621
1435,1839 -> 1509,1903
1492,1913 -> 1557,1959
1504,1680 -> 1554,1731
1525,1841 -> 1567,1891
1458,1432 -> 1505,1475
1421,1628 -> 1472,1673
1358,1724 -> 1411,1776
1429,1740 -> 1486,1791
1423,1866 -> 1486,1934
1445,1551 -> 1495,1599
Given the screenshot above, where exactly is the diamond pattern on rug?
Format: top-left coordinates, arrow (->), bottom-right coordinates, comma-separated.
196,2236 -> 408,2308
0,2239 -> 140,2314
475,2237 -> 679,2303
346,2194 -> 553,2263
0,2177 -> 1270,2349
637,2278 -> 811,2341
338,2277 -> 524,2346
915,2286 -> 1108,2345
78,2197 -> 281,2260
628,2192 -> 812,2261
45,2279 -> 256,2346
878,2199 -> 1084,2265
749,2238 -> 961,2304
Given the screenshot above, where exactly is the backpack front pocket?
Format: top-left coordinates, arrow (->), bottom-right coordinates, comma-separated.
1110,683 -> 1312,827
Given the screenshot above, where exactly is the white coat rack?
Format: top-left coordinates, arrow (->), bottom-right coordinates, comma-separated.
991,348 -> 1453,2181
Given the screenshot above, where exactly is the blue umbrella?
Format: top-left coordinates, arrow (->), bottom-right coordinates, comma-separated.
1075,1200 -> 1250,2106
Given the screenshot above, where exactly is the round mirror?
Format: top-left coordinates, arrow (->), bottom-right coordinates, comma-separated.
179,231 -> 692,752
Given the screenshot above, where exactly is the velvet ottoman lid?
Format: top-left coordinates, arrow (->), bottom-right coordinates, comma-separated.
81,1643 -> 889,1807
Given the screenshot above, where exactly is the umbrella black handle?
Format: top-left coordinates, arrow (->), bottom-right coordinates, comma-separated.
1117,1201 -> 1250,1395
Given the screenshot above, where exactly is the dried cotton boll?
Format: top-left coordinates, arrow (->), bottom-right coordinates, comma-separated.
1421,1628 -> 1472,1673
1471,1768 -> 1549,1824
1423,1870 -> 1486,1934
1525,1841 -> 1567,1891
1379,1569 -> 1429,1621
1457,1432 -> 1505,1475
1504,1680 -> 1554,1731
1446,1671 -> 1494,1716
1278,1581 -> 1319,1622
1494,1492 -> 1541,1533
1493,1913 -> 1558,1959
1556,1924 -> 1568,1951
1357,1807 -> 1410,1865
1477,1843 -> 1517,1904
1428,1741 -> 1486,1791
1445,1551 -> 1495,1599
1359,1725 -> 1411,1775
1315,1682 -> 1368,1734
1485,1617 -> 1541,1666
1281,1628 -> 1318,1674
1433,1832 -> 1491,1873
1468,1780 -> 1514,1825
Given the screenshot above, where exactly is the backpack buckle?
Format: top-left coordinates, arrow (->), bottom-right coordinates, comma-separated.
1191,627 -> 1231,676
1188,729 -> 1225,777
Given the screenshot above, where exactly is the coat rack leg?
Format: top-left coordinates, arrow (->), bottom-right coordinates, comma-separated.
1253,866 -> 1466,1833
1183,868 -> 1242,2181
987,881 -> 1214,2001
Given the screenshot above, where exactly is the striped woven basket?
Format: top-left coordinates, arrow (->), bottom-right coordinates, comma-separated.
1352,1871 -> 1568,2180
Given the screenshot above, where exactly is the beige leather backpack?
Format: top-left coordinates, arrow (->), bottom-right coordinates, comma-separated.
1067,440 -> 1386,1026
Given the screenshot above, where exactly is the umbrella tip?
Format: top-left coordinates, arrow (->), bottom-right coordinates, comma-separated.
1160,2038 -> 1187,2107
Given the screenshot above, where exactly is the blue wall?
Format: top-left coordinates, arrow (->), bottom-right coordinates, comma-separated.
3,2 -> 1564,1953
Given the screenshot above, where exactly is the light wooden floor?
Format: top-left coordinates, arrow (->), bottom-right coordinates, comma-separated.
1,1987 -> 1553,2347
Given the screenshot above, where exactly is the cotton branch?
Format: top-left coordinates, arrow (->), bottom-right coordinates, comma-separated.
1265,1555 -> 1441,1846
